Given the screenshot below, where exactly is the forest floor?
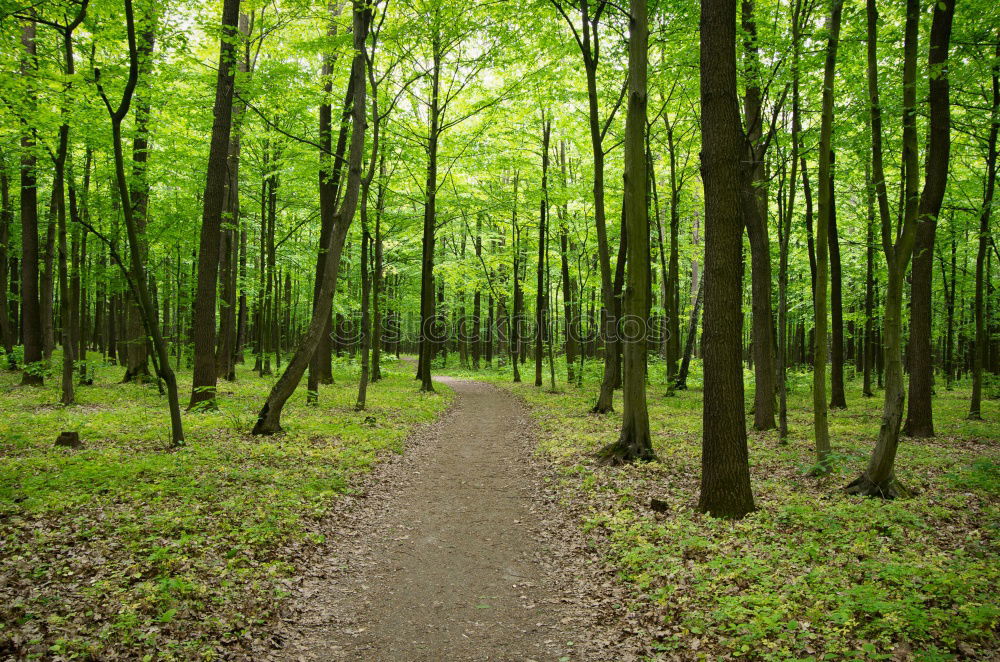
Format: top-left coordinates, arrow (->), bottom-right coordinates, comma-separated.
0,355 -> 457,660
437,359 -> 1000,661
1,353 -> 998,661
272,372 -> 637,661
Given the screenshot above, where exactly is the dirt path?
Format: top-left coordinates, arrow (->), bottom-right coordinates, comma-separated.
269,375 -> 632,661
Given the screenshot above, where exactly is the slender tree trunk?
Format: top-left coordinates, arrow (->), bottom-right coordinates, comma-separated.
0,153 -> 13,361
41,192 -> 55,359
20,19 -> 43,386
96,0 -> 184,445
848,0 -> 953,497
553,0 -> 618,413
863,159 -> 876,398
53,8 -> 88,404
740,0 -> 777,431
252,0 -> 370,435
828,151 -> 847,409
511,173 -> 522,384
189,0 -> 240,410
597,0 -> 653,464
310,3 -> 349,401
371,153 -> 386,382
811,0 -> 843,474
535,118 -> 551,387
969,34 -> 999,420
665,124 -> 681,382
698,0 -> 755,519
558,142 -> 577,385
418,27 -> 442,393
216,12 -> 249,383
122,23 -> 155,384
903,0 -> 956,438
673,277 -> 703,391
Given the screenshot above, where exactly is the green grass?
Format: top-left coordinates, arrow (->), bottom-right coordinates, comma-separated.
440,355 -> 999,661
0,353 -> 451,660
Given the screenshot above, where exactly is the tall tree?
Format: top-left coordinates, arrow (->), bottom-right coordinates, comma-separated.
969,35 -> 999,421
903,0 -> 957,437
596,0 -> 653,465
122,16 -> 156,384
740,0 -> 778,431
19,18 -> 43,386
550,0 -> 625,414
94,0 -> 184,446
308,1 -> 348,402
49,1 -> 91,405
189,0 -> 241,411
252,0 -> 371,435
827,150 -> 847,409
847,0 -> 954,497
535,117 -> 551,387
811,0 -> 843,475
698,0 -> 755,519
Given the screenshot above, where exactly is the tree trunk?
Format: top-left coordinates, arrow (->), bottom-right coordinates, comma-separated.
863,159 -> 876,398
216,12 -> 249,383
698,0 -> 755,519
96,0 -> 184,446
371,153 -> 386,382
252,0 -> 370,435
848,0 -> 953,497
418,27 -> 442,393
597,0 -> 653,465
811,0 -> 843,475
969,34 -> 999,420
20,20 -> 43,386
740,0 -> 777,431
189,0 -> 240,410
903,0 -> 956,438
673,277 -> 703,392
535,118 -> 551,387
558,142 -> 577,385
828,151 -> 847,409
122,23 -> 156,384
310,3 -> 350,400
0,153 -> 13,361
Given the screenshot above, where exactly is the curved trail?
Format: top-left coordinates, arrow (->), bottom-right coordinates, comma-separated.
272,374 -> 625,661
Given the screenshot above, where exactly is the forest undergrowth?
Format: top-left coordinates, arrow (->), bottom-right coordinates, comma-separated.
441,359 -> 1000,661
0,355 -> 451,660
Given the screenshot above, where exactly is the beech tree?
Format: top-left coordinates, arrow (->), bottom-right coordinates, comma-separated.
189,0 -> 241,411
697,0 -> 755,519
847,0 -> 955,498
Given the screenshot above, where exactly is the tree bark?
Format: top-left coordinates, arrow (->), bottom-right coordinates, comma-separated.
969,34 -> 999,420
418,22 -> 442,393
122,22 -> 155,384
95,0 -> 184,446
847,0 -> 953,498
903,0 -> 956,438
189,0 -> 240,410
0,152 -> 12,361
20,19 -> 43,386
811,0 -> 843,474
740,0 -> 777,431
597,0 -> 653,465
309,2 -> 348,401
828,151 -> 847,409
252,0 -> 370,435
698,0 -> 755,519
535,118 -> 551,387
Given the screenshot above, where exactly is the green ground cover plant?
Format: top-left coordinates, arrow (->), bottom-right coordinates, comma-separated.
442,358 -> 999,661
0,355 -> 451,660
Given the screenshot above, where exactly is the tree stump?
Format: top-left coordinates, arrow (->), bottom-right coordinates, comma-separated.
54,431 -> 82,449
